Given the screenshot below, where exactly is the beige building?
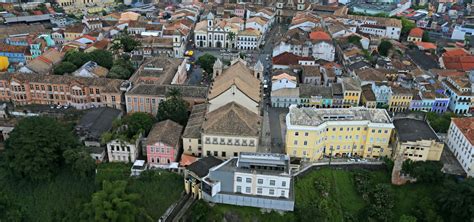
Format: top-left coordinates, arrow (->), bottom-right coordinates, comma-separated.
182,59 -> 262,159
392,118 -> 444,161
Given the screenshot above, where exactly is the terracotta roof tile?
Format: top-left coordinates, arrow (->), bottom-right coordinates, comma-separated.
452,118 -> 474,145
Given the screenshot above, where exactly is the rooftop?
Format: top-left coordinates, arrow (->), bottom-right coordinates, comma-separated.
408,27 -> 424,38
393,118 -> 440,142
76,107 -> 122,140
146,120 -> 183,147
182,103 -> 207,139
214,152 -> 291,176
451,118 -> 474,145
130,56 -> 184,85
287,106 -> 392,127
203,102 -> 261,137
187,156 -> 223,178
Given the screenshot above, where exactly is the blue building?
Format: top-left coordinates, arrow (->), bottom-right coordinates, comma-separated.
442,77 -> 473,114
0,43 -> 28,64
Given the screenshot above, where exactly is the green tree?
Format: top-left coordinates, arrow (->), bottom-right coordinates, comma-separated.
401,17 -> 416,36
348,35 -> 362,46
367,184 -> 394,221
228,32 -> 236,42
408,161 -> 444,183
63,149 -> 96,179
112,34 -> 141,52
108,65 -> 132,79
399,215 -> 417,222
422,31 -> 431,42
378,40 -> 393,57
197,53 -> 217,74
411,197 -> 443,222
90,49 -> 113,69
1,117 -> 78,181
121,112 -> 156,138
426,112 -> 455,133
156,89 -> 189,126
54,61 -> 77,75
437,179 -> 474,222
65,51 -> 92,67
80,180 -> 149,221
0,191 -> 24,222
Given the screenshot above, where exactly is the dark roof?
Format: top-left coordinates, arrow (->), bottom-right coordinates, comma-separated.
146,120 -> 183,147
406,49 -> 439,70
299,84 -> 332,98
393,118 -> 440,142
76,107 -> 122,140
186,156 -> 223,178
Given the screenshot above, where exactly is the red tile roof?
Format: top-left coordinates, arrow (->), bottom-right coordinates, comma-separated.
415,41 -> 436,50
443,56 -> 474,71
452,118 -> 474,145
272,52 -> 313,66
408,27 -> 423,38
309,31 -> 331,41
443,48 -> 469,57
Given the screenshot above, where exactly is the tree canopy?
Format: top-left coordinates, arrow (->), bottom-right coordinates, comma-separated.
111,34 -> 141,53
426,112 -> 455,133
401,17 -> 416,36
89,49 -> 114,69
437,179 -> 474,221
107,57 -> 135,79
197,53 -> 217,74
80,180 -> 148,222
156,88 -> 189,126
121,112 -> 156,137
1,117 -> 78,181
0,191 -> 24,222
63,149 -> 96,179
54,61 -> 77,75
378,40 -> 393,57
402,160 -> 444,183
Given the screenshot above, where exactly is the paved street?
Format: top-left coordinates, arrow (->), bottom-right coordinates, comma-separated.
266,107 -> 288,154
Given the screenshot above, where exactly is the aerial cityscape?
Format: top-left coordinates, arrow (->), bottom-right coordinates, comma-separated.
0,0 -> 473,221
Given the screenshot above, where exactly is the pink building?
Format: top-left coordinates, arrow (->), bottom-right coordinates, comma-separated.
146,120 -> 183,166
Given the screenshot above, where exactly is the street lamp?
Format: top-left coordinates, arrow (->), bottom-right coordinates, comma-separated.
328,147 -> 334,166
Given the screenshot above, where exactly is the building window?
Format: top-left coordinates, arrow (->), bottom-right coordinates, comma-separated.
270,180 -> 275,186
214,151 -> 218,156
269,189 -> 275,195
257,187 -> 262,194
222,151 -> 226,157
245,187 -> 251,193
282,181 -> 287,187
258,179 -> 263,184
236,186 -> 242,193
237,177 -> 242,182
294,132 -> 299,136
281,190 -> 285,197
234,152 -> 238,157
246,178 -> 251,183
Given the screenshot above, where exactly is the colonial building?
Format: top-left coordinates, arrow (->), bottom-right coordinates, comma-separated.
392,118 -> 444,162
146,120 -> 183,167
0,73 -> 125,110
182,59 -> 262,159
285,105 -> 394,161
106,135 -> 141,163
442,76 -> 473,114
447,118 -> 474,177
194,13 -> 243,49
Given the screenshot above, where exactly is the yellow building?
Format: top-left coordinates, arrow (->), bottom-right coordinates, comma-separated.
388,87 -> 413,112
392,118 -> 444,161
342,77 -> 361,108
285,105 -> 394,161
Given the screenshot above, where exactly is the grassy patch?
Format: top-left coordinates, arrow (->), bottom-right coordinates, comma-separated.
128,171 -> 184,220
0,163 -> 183,221
0,168 -> 95,221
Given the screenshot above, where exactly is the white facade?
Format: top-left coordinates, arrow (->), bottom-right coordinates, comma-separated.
451,25 -> 474,40
447,121 -> 474,177
312,41 -> 335,62
272,77 -> 297,91
234,172 -> 291,198
107,138 -> 141,163
337,16 -> 402,40
237,34 -> 260,50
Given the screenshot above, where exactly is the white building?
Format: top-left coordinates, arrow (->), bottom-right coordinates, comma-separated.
194,13 -> 243,49
106,135 -> 142,163
200,153 -> 294,211
271,72 -> 298,91
451,25 -> 474,40
237,29 -> 261,50
336,15 -> 402,40
447,118 -> 474,177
